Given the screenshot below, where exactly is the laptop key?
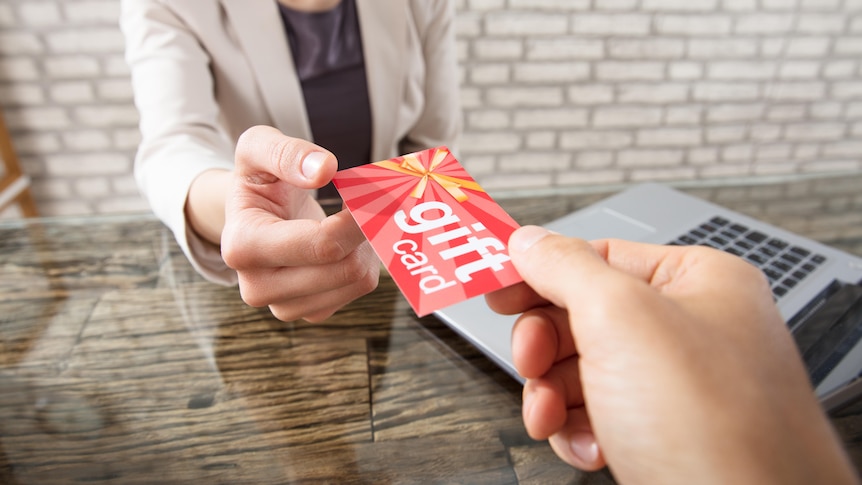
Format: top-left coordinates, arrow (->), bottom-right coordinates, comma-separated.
759,246 -> 778,257
767,238 -> 789,250
790,246 -> 811,258
747,253 -> 768,265
763,267 -> 782,281
670,219 -> 826,298
746,231 -> 768,243
735,240 -> 754,250
772,260 -> 793,273
679,235 -> 698,245
780,253 -> 802,265
726,247 -> 745,256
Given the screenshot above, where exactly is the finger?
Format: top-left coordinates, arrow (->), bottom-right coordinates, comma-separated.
506,226 -> 631,312
522,378 -> 566,441
547,408 -> 605,471
234,125 -> 337,189
223,210 -> 369,269
590,238 -> 684,288
589,238 -> 736,292
236,241 -> 378,306
511,306 -> 576,379
485,281 -> 549,315
592,238 -> 772,309
267,266 -> 380,322
508,227 -> 729,312
545,355 -> 584,409
488,235 -> 701,315
516,228 -> 769,320
521,355 -> 583,440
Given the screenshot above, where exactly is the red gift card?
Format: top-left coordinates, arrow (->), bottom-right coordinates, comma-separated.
332,146 -> 522,316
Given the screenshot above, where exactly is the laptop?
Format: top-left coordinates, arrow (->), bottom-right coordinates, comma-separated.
434,182 -> 862,412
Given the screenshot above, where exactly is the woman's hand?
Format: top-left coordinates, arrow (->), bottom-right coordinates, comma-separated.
221,126 -> 379,322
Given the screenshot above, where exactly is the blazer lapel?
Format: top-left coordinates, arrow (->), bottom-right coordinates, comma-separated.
356,0 -> 407,161
220,0 -> 312,140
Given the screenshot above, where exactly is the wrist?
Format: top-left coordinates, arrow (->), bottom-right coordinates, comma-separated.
185,169 -> 231,246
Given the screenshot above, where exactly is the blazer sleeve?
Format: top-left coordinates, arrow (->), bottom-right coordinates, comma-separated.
401,0 -> 462,156
120,0 -> 238,285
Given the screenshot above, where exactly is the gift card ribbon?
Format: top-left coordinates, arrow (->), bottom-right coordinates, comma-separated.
373,149 -> 484,202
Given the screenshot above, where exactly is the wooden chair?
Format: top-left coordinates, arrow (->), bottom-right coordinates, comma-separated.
0,108 -> 38,218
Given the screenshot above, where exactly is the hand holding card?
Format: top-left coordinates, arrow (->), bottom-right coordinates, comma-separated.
332,147 -> 522,316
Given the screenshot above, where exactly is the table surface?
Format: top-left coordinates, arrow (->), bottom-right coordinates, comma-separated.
2,174 -> 862,484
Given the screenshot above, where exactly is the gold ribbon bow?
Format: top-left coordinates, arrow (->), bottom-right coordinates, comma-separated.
373,148 -> 484,203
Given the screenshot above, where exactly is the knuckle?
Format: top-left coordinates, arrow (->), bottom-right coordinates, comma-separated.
303,308 -> 337,323
235,126 -> 256,153
356,269 -> 380,295
220,231 -> 250,270
349,270 -> 380,300
235,126 -> 269,160
340,252 -> 371,284
312,236 -> 349,264
220,241 -> 241,269
340,245 -> 380,287
269,137 -> 296,175
268,306 -> 295,322
237,284 -> 267,308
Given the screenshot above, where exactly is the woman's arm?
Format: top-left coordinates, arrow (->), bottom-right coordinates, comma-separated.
403,0 -> 462,154
121,0 -> 236,282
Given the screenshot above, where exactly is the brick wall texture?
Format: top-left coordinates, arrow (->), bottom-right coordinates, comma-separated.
1,0 -> 861,217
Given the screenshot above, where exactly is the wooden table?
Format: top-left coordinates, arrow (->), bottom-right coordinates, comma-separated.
2,174 -> 861,484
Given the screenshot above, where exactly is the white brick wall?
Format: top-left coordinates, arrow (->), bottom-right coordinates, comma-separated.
457,0 -> 862,193
0,0 -> 860,217
0,0 -> 140,217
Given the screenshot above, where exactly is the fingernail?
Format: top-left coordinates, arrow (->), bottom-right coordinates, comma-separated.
301,152 -> 327,180
510,225 -> 551,253
569,431 -> 599,465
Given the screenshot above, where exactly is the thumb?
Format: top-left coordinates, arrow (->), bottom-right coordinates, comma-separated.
507,226 -> 624,312
234,125 -> 337,189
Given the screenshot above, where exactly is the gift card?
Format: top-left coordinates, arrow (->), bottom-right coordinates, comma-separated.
332,146 -> 522,316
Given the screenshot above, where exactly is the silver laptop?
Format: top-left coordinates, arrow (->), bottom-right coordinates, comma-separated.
434,183 -> 862,412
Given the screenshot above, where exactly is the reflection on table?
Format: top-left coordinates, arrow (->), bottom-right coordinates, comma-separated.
1,173 -> 861,484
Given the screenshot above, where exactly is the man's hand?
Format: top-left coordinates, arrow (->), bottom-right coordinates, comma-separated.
486,225 -> 857,484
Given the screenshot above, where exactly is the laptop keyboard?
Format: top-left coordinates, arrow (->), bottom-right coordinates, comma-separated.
668,216 -> 827,300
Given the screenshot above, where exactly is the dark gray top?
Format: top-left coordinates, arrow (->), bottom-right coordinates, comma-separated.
278,0 -> 372,200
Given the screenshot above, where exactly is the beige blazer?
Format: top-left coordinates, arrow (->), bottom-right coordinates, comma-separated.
120,0 -> 461,284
